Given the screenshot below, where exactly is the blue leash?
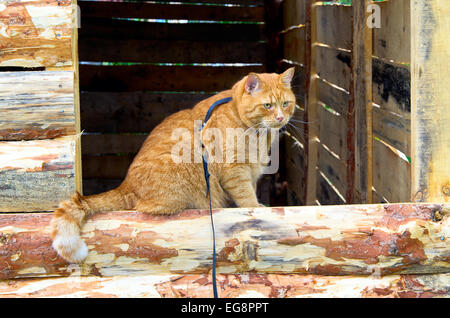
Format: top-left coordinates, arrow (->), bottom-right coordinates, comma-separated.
201,96 -> 232,298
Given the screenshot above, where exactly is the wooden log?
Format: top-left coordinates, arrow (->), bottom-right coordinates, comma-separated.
0,0 -> 73,68
0,136 -> 76,212
0,71 -> 75,141
80,65 -> 265,92
79,1 -> 265,22
411,0 -> 450,203
0,273 -> 448,298
0,204 -> 448,280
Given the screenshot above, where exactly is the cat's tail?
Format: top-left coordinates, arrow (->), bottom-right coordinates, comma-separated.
50,186 -> 132,263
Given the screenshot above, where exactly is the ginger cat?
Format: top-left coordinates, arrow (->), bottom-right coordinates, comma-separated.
51,68 -> 296,263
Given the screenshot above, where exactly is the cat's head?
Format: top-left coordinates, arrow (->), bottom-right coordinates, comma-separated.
235,68 -> 296,129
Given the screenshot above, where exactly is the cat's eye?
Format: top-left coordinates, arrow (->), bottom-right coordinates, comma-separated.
263,103 -> 273,109
282,101 -> 290,108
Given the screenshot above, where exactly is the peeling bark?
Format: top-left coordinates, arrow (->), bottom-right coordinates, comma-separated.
0,204 -> 448,280
0,273 -> 448,298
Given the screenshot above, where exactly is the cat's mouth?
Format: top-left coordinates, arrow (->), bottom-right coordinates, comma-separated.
263,120 -> 288,130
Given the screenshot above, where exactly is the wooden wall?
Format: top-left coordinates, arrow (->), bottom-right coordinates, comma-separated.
77,0 -> 270,197
282,0 -> 413,205
0,0 -> 80,212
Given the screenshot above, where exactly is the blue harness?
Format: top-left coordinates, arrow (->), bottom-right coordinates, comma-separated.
200,96 -> 232,298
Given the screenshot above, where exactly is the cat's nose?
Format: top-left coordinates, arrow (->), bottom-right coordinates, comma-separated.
276,116 -> 284,123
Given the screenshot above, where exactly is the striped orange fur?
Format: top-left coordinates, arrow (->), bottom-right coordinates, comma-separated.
51,68 -> 296,262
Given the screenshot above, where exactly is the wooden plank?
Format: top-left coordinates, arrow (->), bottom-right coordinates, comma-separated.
411,0 -> 450,203
1,273 -> 448,298
0,204 -> 448,279
373,107 -> 411,157
147,0 -> 265,5
352,0 -> 373,204
316,78 -> 349,116
317,103 -> 347,161
305,0 -> 318,205
315,45 -> 351,92
285,134 -> 307,205
316,3 -> 352,50
317,144 -> 346,199
373,57 -> 411,116
80,65 -> 265,92
0,136 -> 76,212
373,0 -> 411,64
72,0 -> 82,194
79,39 -> 267,64
281,27 -> 306,65
0,71 -> 75,140
279,61 -> 307,107
373,138 -> 411,203
0,0 -> 73,68
316,170 -> 346,205
282,0 -> 306,28
79,1 -> 265,22
79,18 -> 266,42
80,92 -> 213,133
82,155 -> 134,179
82,134 -> 147,155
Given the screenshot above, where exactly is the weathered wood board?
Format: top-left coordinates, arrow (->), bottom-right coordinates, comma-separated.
373,0 -> 411,64
80,92 -> 212,133
411,0 -> 450,203
0,273 -> 448,298
79,18 -> 265,42
79,39 -> 267,64
80,65 -> 265,92
0,0 -> 74,68
316,3 -> 352,50
0,136 -> 76,212
0,204 -> 448,280
79,1 -> 265,22
373,138 -> 411,203
315,45 -> 351,92
0,71 -> 75,140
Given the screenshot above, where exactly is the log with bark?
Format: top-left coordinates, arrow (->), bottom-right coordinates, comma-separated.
0,273 -> 448,298
0,204 -> 448,280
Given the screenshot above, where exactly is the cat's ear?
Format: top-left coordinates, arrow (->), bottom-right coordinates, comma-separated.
245,73 -> 262,95
279,67 -> 295,88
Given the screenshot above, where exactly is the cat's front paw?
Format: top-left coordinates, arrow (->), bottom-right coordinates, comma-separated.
52,234 -> 88,263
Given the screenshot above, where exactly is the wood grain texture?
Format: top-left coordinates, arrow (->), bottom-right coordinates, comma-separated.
352,0 -> 373,204
0,273 -> 448,298
79,18 -> 266,42
281,27 -> 306,64
79,38 -> 267,64
372,57 -> 411,116
373,0 -> 411,64
317,144 -> 346,199
80,65 -> 265,92
316,3 -> 352,50
0,204 -> 448,280
317,103 -> 347,161
282,0 -> 306,28
315,45 -> 351,92
285,134 -> 307,206
411,0 -> 450,203
79,1 -> 265,22
0,136 -> 76,212
80,92 -> 213,133
0,71 -> 75,140
373,138 -> 411,203
0,0 -> 73,68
